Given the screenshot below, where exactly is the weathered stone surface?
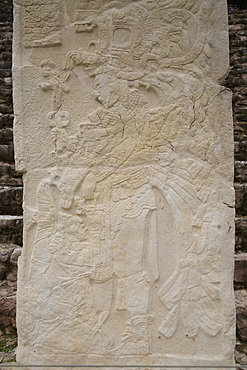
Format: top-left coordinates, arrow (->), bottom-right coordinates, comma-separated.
235,141 -> 247,161
0,1 -> 20,352
226,5 -> 247,361
235,290 -> 247,342
0,144 -> 14,163
228,0 -> 247,9
0,296 -> 16,318
0,128 -> 13,144
0,262 -> 7,280
9,248 -> 22,266
235,345 -> 247,367
235,183 -> 247,217
0,187 -> 23,216
236,217 -> 247,253
0,217 -> 23,246
0,164 -> 22,187
235,161 -> 247,183
13,0 -> 235,367
0,114 -> 13,129
226,11 -> 247,327
0,244 -> 17,263
235,253 -> 247,283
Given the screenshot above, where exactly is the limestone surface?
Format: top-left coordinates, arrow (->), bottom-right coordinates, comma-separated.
13,0 -> 235,367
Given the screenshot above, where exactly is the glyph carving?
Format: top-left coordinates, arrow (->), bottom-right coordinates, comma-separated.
21,0 -> 62,47
13,0 -> 235,367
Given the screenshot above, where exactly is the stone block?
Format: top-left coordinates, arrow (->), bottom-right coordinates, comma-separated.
0,68 -> 12,79
0,144 -> 14,163
0,217 -> 23,246
235,253 -> 247,283
0,114 -> 13,129
0,164 -> 22,187
0,105 -> 13,115
9,247 -> 22,266
0,262 -> 7,280
0,62 -> 11,70
0,187 -> 23,216
0,244 -> 16,263
235,289 -> 247,342
0,128 -> 13,144
0,316 -> 11,328
234,123 -> 247,142
235,161 -> 247,183
6,271 -> 17,283
236,217 -> 247,253
235,140 -> 247,161
235,344 -> 247,366
13,0 -> 235,367
235,183 -> 247,216
0,296 -> 16,317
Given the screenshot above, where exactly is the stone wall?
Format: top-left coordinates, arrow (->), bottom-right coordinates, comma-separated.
0,0 -> 246,364
224,1 -> 247,364
0,0 -> 22,361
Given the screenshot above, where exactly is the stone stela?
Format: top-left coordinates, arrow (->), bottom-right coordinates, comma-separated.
13,0 -> 235,367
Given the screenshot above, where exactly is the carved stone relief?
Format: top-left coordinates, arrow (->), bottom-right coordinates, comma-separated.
18,0 -> 62,47
13,0 -> 235,367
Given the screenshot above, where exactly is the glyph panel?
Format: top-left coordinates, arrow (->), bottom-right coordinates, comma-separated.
13,0 -> 235,367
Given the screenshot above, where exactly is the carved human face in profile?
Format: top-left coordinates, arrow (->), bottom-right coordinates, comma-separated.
93,73 -> 119,108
